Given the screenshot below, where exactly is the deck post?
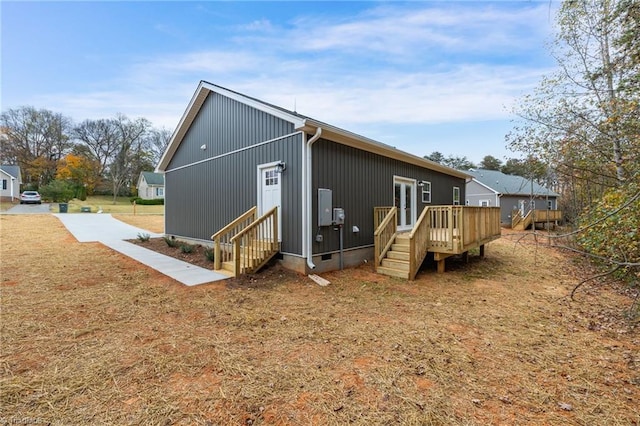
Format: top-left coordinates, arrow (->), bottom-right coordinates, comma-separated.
479,244 -> 485,258
214,236 -> 221,270
437,259 -> 445,273
462,251 -> 469,263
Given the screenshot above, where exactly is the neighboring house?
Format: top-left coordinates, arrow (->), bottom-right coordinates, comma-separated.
137,171 -> 165,200
157,81 -> 473,275
465,168 -> 560,224
0,165 -> 22,201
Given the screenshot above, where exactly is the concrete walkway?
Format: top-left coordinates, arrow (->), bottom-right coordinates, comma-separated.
54,213 -> 229,286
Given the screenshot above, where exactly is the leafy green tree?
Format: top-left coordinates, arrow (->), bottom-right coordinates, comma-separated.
479,155 -> 502,171
424,151 -> 445,164
501,157 -> 549,185
444,156 -> 476,171
39,179 -> 75,203
424,151 -> 475,170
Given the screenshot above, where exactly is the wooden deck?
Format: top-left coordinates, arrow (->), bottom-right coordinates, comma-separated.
512,209 -> 562,231
374,206 -> 501,279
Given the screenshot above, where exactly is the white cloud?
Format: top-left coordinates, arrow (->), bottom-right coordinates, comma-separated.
24,1 -> 556,143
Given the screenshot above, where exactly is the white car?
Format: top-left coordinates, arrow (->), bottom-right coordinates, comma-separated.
20,191 -> 42,204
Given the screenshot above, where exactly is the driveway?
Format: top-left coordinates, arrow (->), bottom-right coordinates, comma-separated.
3,203 -> 52,214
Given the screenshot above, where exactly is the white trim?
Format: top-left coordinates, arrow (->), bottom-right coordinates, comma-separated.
479,199 -> 490,207
453,186 -> 461,205
470,178 -> 500,195
257,161 -> 283,242
421,181 -> 431,203
164,131 -> 302,173
157,81 -> 470,181
393,176 -> 417,231
157,81 -> 305,171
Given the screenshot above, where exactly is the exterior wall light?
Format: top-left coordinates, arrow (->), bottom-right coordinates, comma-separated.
275,161 -> 286,174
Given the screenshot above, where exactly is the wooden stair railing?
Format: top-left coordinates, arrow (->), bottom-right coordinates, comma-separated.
229,206 -> 279,276
407,206 -> 431,280
211,206 -> 280,277
373,207 -> 397,267
211,206 -> 258,271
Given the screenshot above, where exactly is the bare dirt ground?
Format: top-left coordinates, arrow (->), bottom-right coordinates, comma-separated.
1,214 -> 638,425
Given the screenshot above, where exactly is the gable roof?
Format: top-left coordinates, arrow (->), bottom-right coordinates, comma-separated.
0,165 -> 22,182
157,81 -> 469,179
466,169 -> 559,197
140,171 -> 164,186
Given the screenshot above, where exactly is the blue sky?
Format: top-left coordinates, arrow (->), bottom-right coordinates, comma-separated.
2,1 -> 559,163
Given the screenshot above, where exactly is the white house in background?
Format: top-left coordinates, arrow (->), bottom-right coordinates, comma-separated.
0,165 -> 22,201
136,171 -> 165,200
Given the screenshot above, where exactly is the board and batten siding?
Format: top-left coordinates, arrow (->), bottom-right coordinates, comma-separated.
311,138 -> 466,255
167,92 -> 296,170
164,91 -> 304,255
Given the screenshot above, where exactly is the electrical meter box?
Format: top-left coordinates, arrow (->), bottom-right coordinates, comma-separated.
333,208 -> 345,225
318,189 -> 332,226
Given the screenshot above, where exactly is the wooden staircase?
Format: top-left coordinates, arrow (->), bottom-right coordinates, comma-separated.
211,206 -> 280,277
376,233 -> 411,279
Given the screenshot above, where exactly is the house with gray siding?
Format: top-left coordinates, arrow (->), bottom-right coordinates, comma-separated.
0,165 -> 22,201
465,169 -> 560,224
157,81 -> 471,275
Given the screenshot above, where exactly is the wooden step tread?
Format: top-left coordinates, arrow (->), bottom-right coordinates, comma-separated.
387,251 -> 410,261
376,266 -> 409,279
381,258 -> 410,271
391,243 -> 410,252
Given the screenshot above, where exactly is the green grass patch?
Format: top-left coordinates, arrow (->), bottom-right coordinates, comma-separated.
66,196 -> 164,214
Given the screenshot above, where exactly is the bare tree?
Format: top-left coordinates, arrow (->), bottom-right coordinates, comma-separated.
106,115 -> 151,203
145,127 -> 172,167
0,107 -> 73,187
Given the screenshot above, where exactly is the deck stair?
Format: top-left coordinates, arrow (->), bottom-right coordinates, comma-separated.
512,209 -> 562,231
376,233 -> 411,279
211,206 -> 280,277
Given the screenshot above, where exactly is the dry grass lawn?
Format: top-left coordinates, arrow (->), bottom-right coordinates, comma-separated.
1,214 -> 638,425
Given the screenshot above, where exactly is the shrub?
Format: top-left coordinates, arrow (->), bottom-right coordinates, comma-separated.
180,243 -> 195,254
137,232 -> 150,242
130,197 -> 164,205
163,236 -> 179,247
204,247 -> 215,262
39,180 -> 75,203
576,183 -> 640,273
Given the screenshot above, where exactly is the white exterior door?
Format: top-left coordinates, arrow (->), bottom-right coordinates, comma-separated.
394,177 -> 417,231
258,163 -> 282,241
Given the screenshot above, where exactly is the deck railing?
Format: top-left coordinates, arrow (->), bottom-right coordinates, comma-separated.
229,206 -> 279,276
211,206 -> 257,270
373,207 -> 397,266
425,206 -> 458,251
460,207 -> 501,249
407,206 -> 431,280
512,209 -> 562,230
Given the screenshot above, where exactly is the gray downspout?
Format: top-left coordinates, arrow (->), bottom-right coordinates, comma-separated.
305,127 -> 322,270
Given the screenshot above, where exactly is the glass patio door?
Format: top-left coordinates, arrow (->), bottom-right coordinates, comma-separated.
394,177 -> 416,231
